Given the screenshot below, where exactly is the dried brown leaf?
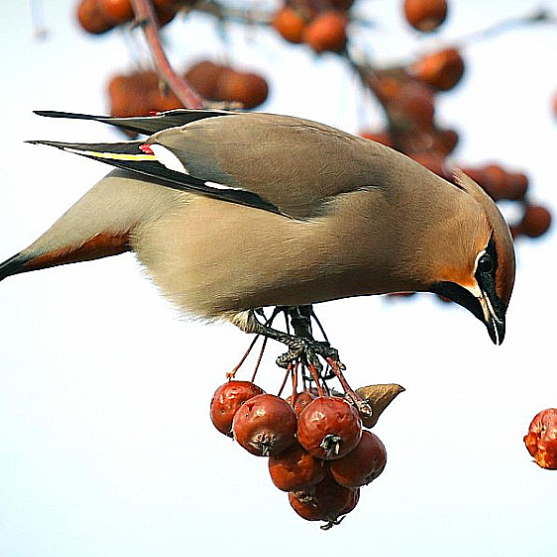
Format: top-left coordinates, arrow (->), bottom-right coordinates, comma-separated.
353,384 -> 405,428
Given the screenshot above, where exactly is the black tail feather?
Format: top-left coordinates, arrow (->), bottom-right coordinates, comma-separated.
33,109 -> 233,136
0,253 -> 32,281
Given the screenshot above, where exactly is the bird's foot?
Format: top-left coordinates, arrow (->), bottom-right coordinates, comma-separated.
275,338 -> 339,369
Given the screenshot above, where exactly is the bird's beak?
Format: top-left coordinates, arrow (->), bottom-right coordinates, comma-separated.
476,290 -> 505,345
429,281 -> 506,345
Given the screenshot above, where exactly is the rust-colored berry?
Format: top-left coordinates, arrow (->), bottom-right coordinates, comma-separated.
520,205 -> 552,238
232,394 -> 297,457
297,396 -> 362,460
77,0 -> 115,34
404,0 -> 448,32
286,391 -> 317,416
269,442 -> 326,492
289,475 -> 360,524
303,11 -> 348,53
97,0 -> 134,24
210,380 -> 265,437
411,48 -> 465,91
524,409 -> 557,470
272,7 -> 307,44
330,430 -> 387,487
215,70 -> 269,109
184,61 -> 225,99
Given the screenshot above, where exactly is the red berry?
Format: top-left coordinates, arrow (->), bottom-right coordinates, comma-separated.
76,0 -> 115,34
97,0 -> 134,24
329,430 -> 387,487
507,172 -> 529,201
303,11 -> 348,54
404,0 -> 448,33
520,205 -> 552,238
184,61 -> 225,99
232,394 -> 297,457
289,476 -> 360,523
286,391 -> 317,416
269,442 -> 326,492
272,7 -> 307,44
297,396 -> 362,460
210,380 -> 265,437
215,70 -> 269,109
155,4 -> 177,27
410,48 -> 465,91
524,409 -> 557,470
288,490 -> 325,521
434,128 -> 459,155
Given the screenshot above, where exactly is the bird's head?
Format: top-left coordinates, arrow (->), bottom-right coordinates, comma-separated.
427,169 -> 516,345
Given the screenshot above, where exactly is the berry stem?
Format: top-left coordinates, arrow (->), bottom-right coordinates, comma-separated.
250,336 -> 268,383
228,334 -> 259,379
327,358 -> 373,417
290,361 -> 299,401
308,361 -> 325,397
277,364 -> 290,397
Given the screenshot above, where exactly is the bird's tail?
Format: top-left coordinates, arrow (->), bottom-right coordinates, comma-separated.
0,253 -> 33,281
0,234 -> 131,283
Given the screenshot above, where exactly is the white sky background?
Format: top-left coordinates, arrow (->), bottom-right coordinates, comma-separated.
0,1 -> 556,556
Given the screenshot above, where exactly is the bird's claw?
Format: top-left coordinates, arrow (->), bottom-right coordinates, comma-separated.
275,338 -> 339,369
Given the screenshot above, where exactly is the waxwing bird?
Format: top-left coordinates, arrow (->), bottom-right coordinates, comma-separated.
0,110 -> 515,349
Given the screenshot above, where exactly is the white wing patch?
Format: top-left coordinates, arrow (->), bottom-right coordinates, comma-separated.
150,145 -> 188,173
150,145 -> 245,192
205,181 -> 243,191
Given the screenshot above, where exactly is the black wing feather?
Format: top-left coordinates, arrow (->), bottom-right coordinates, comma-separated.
27,139 -> 283,216
33,109 -> 234,136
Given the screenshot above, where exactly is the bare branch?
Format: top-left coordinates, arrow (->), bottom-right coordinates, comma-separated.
448,6 -> 557,51
130,0 -> 205,109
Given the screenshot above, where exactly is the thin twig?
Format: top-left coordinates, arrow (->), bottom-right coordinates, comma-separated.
250,336 -> 268,383
130,0 -> 205,109
277,364 -> 290,397
228,334 -> 259,379
448,7 -> 557,52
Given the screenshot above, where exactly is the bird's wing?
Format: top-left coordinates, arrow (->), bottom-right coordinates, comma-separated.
27,139 -> 283,216
147,112 -> 383,217
34,109 -> 233,136
30,110 -> 383,218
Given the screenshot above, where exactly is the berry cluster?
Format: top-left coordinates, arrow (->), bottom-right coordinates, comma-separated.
184,61 -> 269,110
108,71 -> 182,119
272,5 -> 350,54
107,64 -> 269,121
357,2 -> 552,246
524,408 -> 557,470
76,0 -> 188,34
210,380 -> 387,529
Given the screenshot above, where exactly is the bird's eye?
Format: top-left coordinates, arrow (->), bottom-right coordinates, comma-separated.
477,253 -> 493,274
